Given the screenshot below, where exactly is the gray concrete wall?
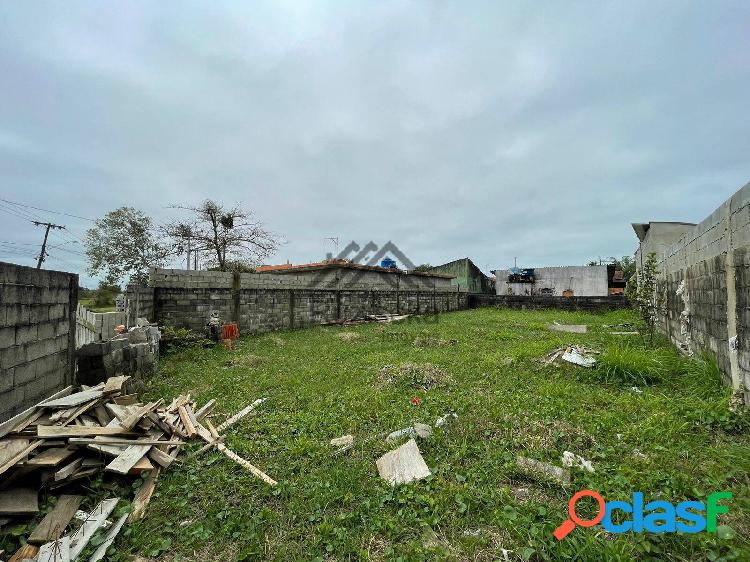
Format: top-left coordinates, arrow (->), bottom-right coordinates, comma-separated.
0,262 -> 77,422
473,294 -> 630,311
495,266 -> 608,297
140,267 -> 468,333
637,180 -> 750,401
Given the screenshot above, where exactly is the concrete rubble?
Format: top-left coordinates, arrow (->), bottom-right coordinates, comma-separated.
385,422 -> 433,444
561,451 -> 595,473
549,323 -> 588,334
376,439 -> 431,485
516,456 -> 571,486
330,434 -> 355,454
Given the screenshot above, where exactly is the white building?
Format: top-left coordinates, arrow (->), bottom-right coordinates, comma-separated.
494,265 -> 609,297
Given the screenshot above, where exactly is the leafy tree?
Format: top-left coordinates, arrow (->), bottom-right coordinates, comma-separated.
413,264 -> 433,272
629,252 -> 662,344
165,200 -> 281,271
609,255 -> 636,282
85,207 -> 168,285
93,282 -> 120,307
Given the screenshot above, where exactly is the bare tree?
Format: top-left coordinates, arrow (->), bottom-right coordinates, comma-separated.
165,200 -> 282,271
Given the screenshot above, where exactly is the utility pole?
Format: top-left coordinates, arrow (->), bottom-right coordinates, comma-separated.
33,221 -> 65,269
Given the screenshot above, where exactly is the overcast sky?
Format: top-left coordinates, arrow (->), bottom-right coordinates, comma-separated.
1,1 -> 749,286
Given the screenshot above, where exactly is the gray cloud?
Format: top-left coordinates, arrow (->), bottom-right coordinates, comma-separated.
1,1 -> 749,284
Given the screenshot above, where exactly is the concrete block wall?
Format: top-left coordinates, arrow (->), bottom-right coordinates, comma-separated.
138,267 -> 468,336
637,180 -> 750,399
125,285 -> 155,324
0,262 -> 77,422
472,294 -> 630,311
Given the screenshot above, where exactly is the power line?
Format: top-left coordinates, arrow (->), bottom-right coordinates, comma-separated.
33,221 -> 66,269
0,198 -> 96,222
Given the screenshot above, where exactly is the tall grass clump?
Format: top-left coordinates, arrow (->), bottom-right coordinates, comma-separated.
596,344 -> 683,386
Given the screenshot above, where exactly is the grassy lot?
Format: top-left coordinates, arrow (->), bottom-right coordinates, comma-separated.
119,307 -> 748,561
79,297 -> 118,313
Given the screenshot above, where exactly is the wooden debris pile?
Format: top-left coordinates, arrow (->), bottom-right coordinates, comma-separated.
324,313 -> 411,327
0,379 -> 275,561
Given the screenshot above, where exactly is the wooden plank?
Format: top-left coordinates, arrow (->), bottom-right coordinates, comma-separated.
60,399 -> 101,427
88,512 -> 128,562
70,437 -> 185,446
194,399 -> 216,421
102,375 -> 129,394
216,398 -> 267,432
0,487 -> 38,515
113,394 -> 137,406
11,409 -> 44,433
24,447 -> 76,467
177,406 -> 196,437
147,447 -> 176,469
216,443 -> 277,486
92,405 -> 112,427
54,458 -> 83,482
120,402 -> 159,431
127,468 -> 160,523
0,386 -> 73,439
68,498 -> 119,561
28,494 -> 82,544
105,444 -> 152,475
38,426 -> 128,438
206,419 -> 220,441
129,456 -> 154,473
0,439 -> 30,466
41,391 -> 104,409
0,440 -> 43,476
37,536 -> 71,562
7,543 -> 40,562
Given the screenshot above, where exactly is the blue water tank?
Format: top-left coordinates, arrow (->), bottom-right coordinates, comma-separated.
380,258 -> 397,269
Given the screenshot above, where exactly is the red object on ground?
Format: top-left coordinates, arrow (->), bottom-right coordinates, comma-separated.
222,323 -> 240,340
411,396 -> 422,406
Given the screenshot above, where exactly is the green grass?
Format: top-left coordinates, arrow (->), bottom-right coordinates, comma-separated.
79,297 -> 117,313
113,308 -> 749,560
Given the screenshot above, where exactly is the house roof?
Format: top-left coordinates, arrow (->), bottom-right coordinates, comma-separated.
631,222 -> 697,242
256,259 -> 454,278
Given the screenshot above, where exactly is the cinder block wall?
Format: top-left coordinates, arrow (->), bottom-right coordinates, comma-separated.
138,268 -> 468,334
636,180 -> 750,400
0,262 -> 77,422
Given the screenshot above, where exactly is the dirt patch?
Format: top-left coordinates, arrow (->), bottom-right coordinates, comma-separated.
337,331 -> 361,342
378,362 -> 452,390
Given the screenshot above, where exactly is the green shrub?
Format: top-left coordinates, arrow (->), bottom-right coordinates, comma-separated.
161,326 -> 211,352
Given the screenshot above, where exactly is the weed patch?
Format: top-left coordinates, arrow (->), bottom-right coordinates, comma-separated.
378,362 -> 452,390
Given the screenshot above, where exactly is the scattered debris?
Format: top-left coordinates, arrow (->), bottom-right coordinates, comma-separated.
0,381 -> 276,556
385,423 -> 432,444
729,388 -> 748,414
516,456 -> 571,486
379,363 -> 452,390
376,439 -> 431,485
632,448 -> 648,460
326,313 -> 411,327
561,347 -> 597,368
410,396 -> 422,406
330,434 -> 355,454
561,451 -> 595,473
630,386 -> 644,395
435,412 -> 458,428
549,323 -> 587,334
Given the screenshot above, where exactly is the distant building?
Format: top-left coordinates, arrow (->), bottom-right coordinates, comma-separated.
493,265 -> 609,297
428,258 -> 493,294
632,222 -> 697,268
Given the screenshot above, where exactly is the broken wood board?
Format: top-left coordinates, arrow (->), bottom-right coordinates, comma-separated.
28,495 -> 82,544
216,398 -> 267,432
37,536 -> 70,562
147,447 -> 176,469
102,375 -> 129,394
128,468 -> 160,523
68,498 -> 119,560
54,458 -> 83,481
376,439 -> 431,486
0,438 -> 30,466
8,543 -> 40,562
105,443 -> 152,475
0,386 -> 73,439
0,487 -> 38,516
178,405 -> 197,437
0,440 -> 43,476
41,390 -> 104,409
215,443 -> 277,486
194,399 -> 216,421
24,447 -> 77,467
38,425 -> 129,438
69,437 -> 185,446
89,512 -> 128,562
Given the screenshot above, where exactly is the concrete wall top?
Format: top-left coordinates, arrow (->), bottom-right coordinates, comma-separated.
494,265 -> 608,296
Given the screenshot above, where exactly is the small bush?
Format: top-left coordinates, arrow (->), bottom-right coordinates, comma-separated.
161,326 -> 211,352
596,345 -> 682,386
